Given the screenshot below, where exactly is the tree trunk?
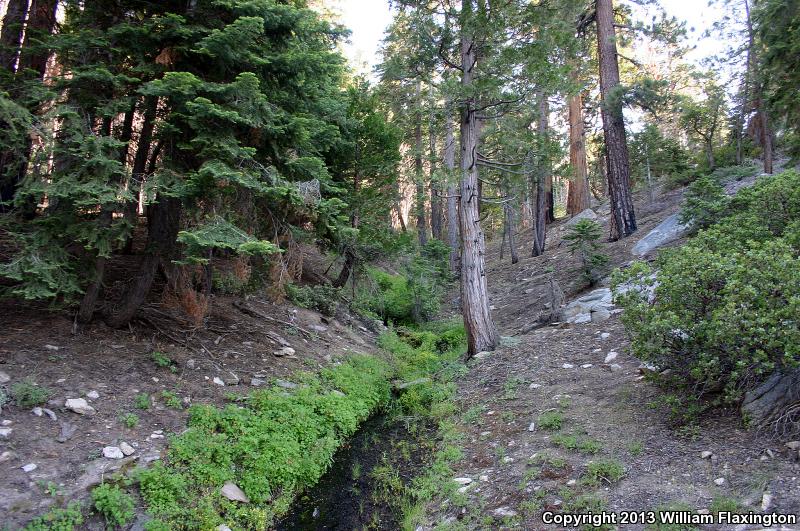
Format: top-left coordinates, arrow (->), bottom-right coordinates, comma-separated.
706,141 -> 715,171
19,0 -> 58,77
444,113 -> 460,275
596,0 -> 637,240
122,97 -> 158,252
429,99 -> 443,241
743,0 -> 773,175
414,81 -> 428,247
503,199 -> 519,264
105,195 -> 181,328
0,0 -> 27,72
531,93 -> 548,257
741,369 -> 800,438
459,0 -> 498,357
334,166 -> 360,289
567,83 -> 590,215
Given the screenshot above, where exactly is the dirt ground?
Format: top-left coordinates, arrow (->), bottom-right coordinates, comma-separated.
423,182 -> 800,530
0,293 -> 382,529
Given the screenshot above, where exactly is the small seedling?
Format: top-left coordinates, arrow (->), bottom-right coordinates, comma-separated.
151,351 -> 172,368
134,393 -> 151,410
119,413 -> 139,428
160,391 -> 182,409
538,411 -> 563,431
582,458 -> 625,486
11,379 -> 51,408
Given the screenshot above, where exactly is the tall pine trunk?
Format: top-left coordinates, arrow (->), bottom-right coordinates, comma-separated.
429,102 -> 443,240
459,0 -> 498,357
0,0 -> 27,72
596,0 -> 636,240
531,92 -> 548,257
444,113 -> 460,275
743,0 -> 773,174
19,0 -> 58,77
567,79 -> 590,215
414,81 -> 428,247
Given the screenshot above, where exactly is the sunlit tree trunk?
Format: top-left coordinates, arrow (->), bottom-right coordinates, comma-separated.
567,80 -> 590,215
459,0 -> 498,357
414,81 -> 428,246
444,112 -> 460,274
0,0 -> 27,72
531,92 -> 548,257
597,0 -> 637,240
743,0 -> 773,174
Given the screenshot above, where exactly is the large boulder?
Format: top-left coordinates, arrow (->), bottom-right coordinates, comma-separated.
565,209 -> 599,228
631,213 -> 689,257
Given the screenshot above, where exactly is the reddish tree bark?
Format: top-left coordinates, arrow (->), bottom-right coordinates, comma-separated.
596,0 -> 637,239
567,83 -> 590,215
0,0 -> 28,72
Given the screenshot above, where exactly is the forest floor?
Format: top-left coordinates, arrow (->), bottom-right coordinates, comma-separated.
0,290 -> 385,529
422,179 -> 800,529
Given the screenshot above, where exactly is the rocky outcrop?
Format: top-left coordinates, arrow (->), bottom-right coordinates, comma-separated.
631,213 -> 689,257
741,369 -> 800,438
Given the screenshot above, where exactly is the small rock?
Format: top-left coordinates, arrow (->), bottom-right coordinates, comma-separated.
218,526 -> 232,531
57,421 -> 77,443
44,344 -> 60,351
0,451 -> 14,463
119,442 -> 135,456
479,475 -> 489,482
765,449 -> 775,458
474,351 -> 491,360
221,481 -> 250,503
212,377 -> 225,386
609,364 -> 623,372
86,390 -> 100,400
453,477 -> 473,485
0,371 -> 10,384
714,477 -> 726,486
572,313 -> 592,324
701,451 -> 713,459
32,407 -> 43,417
273,347 -> 296,357
785,441 -> 800,451
604,352 -> 619,364
186,359 -> 196,370
457,485 -> 471,493
761,492 -> 772,511
221,372 -> 239,386
275,380 -> 298,390
1,419 -> 10,426
529,383 -> 541,389
310,325 -> 328,333
697,509 -> 710,515
600,333 -> 610,340
250,378 -> 266,387
581,363 -> 593,369
528,422 -> 536,432
501,456 -> 514,464
590,308 -> 611,322
0,428 -> 12,439
562,363 -> 575,369
567,479 -> 576,486
65,398 -> 96,415
22,463 -> 37,473
493,507 -> 518,518
150,433 -> 165,439
103,446 -> 124,459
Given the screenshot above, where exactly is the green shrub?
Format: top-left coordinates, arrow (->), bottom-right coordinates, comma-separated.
161,391 -> 182,409
92,483 -> 135,528
582,459 -> 625,486
538,411 -> 563,431
679,175 -> 730,231
119,413 -> 139,428
151,351 -> 172,368
11,379 -> 51,408
23,502 -> 84,531
135,393 -> 151,410
614,170 -> 800,422
286,284 -> 341,316
564,219 -> 609,286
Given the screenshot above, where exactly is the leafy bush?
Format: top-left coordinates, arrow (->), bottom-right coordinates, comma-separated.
119,413 -> 139,428
679,175 -> 730,231
614,170 -> 800,422
11,379 -> 51,408
92,483 -> 135,528
135,393 -> 151,410
286,284 -> 341,316
538,411 -> 563,431
582,458 -> 625,486
564,220 -> 609,286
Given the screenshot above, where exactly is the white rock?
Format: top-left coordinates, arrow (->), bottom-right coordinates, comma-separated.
714,477 -> 726,486
212,377 -> 225,386
150,433 -> 165,439
186,359 -> 196,369
44,344 -> 60,351
86,390 -> 100,400
600,333 -> 610,340
218,526 -> 232,531
493,507 -> 518,518
572,313 -> 592,324
701,451 -> 713,459
785,441 -> 800,451
32,407 -> 43,417
273,347 -> 296,357
103,446 -> 124,459
562,363 -> 575,369
501,456 -> 514,464
0,428 -> 12,439
0,371 -> 10,384
528,422 -> 536,432
454,477 -> 473,485
609,364 -> 623,372
276,380 -> 298,390
0,451 -> 14,463
567,479 -> 577,486
250,377 -> 266,387
604,352 -> 619,364
474,351 -> 491,360
761,492 -> 772,511
22,463 -> 37,472
221,481 -> 249,503
119,442 -> 135,456
457,485 -> 471,493
479,475 -> 489,482
529,383 -> 541,389
65,398 -> 96,415
581,364 -> 593,369
1,419 -> 11,426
